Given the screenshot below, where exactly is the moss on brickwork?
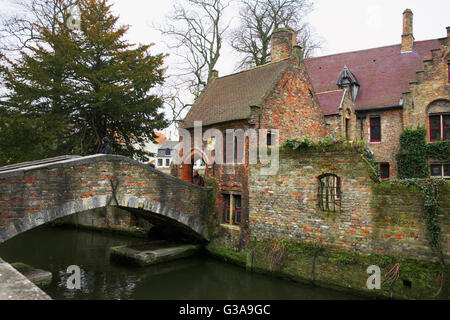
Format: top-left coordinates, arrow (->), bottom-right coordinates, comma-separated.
207,239 -> 449,299
203,177 -> 220,240
373,181 -> 421,195
205,242 -> 248,268
283,137 -> 381,182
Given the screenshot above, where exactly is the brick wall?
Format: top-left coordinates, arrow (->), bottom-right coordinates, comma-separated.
0,155 -> 210,243
360,108 -> 404,178
248,149 -> 449,263
403,36 -> 450,137
259,60 -> 328,144
177,121 -> 251,229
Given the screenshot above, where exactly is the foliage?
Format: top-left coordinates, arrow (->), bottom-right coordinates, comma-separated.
427,140 -> 450,160
395,128 -> 448,266
283,136 -> 380,182
397,128 -> 429,179
399,179 -> 447,264
268,239 -> 288,271
0,0 -> 167,166
397,128 -> 450,179
284,135 -> 351,151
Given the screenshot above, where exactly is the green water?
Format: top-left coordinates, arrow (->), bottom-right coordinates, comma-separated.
0,225 -> 360,300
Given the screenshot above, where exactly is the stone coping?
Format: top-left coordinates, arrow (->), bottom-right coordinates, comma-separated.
0,154 -> 210,190
0,258 -> 51,300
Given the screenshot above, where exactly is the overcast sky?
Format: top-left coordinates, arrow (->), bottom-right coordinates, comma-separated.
110,0 -> 450,77
2,0 -> 449,138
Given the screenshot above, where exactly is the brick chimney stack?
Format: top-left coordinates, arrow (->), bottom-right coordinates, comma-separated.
271,28 -> 297,62
401,9 -> 414,53
208,70 -> 219,83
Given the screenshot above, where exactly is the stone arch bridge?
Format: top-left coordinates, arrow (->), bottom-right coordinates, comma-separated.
0,155 -> 213,244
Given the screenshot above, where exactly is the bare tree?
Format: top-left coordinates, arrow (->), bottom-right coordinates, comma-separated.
230,0 -> 323,69
157,0 -> 229,99
0,0 -> 78,54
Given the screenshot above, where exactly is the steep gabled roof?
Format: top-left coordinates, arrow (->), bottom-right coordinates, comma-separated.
182,59 -> 291,128
305,39 -> 440,113
182,39 -> 440,125
316,90 -> 345,116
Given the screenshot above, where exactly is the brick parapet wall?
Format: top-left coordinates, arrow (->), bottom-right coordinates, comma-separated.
249,149 -> 449,263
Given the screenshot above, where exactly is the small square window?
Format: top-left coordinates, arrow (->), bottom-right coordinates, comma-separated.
157,159 -> 163,167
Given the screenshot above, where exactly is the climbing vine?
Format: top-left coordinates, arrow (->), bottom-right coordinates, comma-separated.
284,136 -> 381,182
397,128 -> 450,179
398,179 -> 447,264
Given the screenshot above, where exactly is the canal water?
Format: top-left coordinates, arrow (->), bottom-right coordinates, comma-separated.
0,225 -> 360,300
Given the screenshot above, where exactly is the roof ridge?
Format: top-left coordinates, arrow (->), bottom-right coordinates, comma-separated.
214,58 -> 291,80
316,89 -> 344,95
305,38 -> 439,61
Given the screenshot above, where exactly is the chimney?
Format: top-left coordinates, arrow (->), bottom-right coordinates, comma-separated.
447,26 -> 450,45
271,28 -> 297,62
401,9 -> 414,53
292,45 -> 303,63
208,70 -> 219,83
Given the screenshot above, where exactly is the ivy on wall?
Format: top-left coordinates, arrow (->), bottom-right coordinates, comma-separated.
284,136 -> 381,182
397,128 -> 428,179
285,134 -> 448,296
397,128 -> 450,179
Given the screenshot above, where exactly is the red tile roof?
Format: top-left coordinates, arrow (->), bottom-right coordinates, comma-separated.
182,39 -> 440,126
316,90 -> 345,115
182,59 -> 291,128
305,39 -> 440,112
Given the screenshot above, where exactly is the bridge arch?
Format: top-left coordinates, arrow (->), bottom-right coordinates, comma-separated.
0,155 -> 211,244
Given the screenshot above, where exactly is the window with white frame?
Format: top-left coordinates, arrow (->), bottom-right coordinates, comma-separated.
430,163 -> 450,179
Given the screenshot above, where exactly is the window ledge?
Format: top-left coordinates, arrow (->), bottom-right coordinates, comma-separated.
220,224 -> 241,231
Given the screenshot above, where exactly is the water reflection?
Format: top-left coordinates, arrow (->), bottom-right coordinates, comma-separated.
0,225 -> 359,300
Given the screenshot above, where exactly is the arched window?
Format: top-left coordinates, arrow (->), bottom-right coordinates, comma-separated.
318,174 -> 341,213
428,100 -> 450,142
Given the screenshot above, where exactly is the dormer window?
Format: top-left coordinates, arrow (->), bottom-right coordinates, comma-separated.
337,66 -> 360,103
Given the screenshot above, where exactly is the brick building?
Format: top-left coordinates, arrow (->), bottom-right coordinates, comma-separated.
177,9 -> 450,229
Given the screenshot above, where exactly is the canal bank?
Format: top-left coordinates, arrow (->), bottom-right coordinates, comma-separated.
44,204 -> 449,300
200,148 -> 449,300
0,225 -> 361,300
